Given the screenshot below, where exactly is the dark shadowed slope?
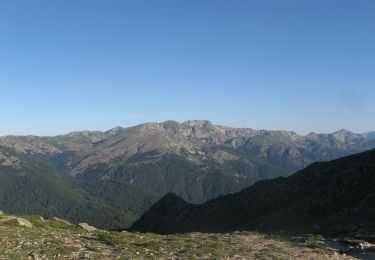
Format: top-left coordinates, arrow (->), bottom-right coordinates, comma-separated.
131,149 -> 375,237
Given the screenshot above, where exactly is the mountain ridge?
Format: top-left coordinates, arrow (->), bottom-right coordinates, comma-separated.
1,120 -> 372,139
0,120 -> 374,229
1,120 -> 374,176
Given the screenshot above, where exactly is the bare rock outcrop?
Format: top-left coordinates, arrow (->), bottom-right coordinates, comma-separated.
0,216 -> 34,228
78,223 -> 97,232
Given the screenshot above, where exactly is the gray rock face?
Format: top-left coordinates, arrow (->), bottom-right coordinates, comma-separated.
0,151 -> 23,169
78,223 -> 97,232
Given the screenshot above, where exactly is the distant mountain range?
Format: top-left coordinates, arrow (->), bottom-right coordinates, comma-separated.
131,148 -> 375,240
0,120 -> 374,229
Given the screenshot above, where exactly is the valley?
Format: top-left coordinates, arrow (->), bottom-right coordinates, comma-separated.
1,120 -> 374,229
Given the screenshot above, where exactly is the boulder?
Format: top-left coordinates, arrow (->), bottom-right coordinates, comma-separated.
358,241 -> 375,251
51,217 -> 71,225
78,223 -> 97,232
0,216 -> 33,228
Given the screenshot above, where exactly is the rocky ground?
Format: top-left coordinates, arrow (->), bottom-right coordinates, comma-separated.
0,214 -> 362,260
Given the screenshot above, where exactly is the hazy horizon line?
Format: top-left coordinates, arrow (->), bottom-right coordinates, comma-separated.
0,119 -> 373,138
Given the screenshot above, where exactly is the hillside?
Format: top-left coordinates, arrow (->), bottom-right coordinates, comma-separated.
131,149 -> 375,240
0,146 -> 135,228
0,213 -> 353,259
0,120 -> 374,229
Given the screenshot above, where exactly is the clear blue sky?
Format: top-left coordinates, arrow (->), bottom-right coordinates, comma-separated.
0,0 -> 374,136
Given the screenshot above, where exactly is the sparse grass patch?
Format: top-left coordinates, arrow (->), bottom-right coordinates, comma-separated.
46,219 -> 76,230
23,215 -> 47,228
263,233 -> 288,242
0,216 -> 347,259
306,234 -> 324,249
95,231 -> 123,246
23,215 -> 81,232
0,218 -> 20,227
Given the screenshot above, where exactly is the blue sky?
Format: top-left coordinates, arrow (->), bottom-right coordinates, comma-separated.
0,0 -> 374,136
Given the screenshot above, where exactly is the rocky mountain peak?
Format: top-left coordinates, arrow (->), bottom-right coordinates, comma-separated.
182,120 -> 213,128
306,132 -> 318,138
157,193 -> 188,206
161,120 -> 183,135
332,129 -> 353,136
66,130 -> 92,138
331,129 -> 361,143
105,126 -> 124,136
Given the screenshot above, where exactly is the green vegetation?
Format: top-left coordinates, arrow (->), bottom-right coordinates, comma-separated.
1,143 -> 283,229
0,218 -> 21,227
23,215 -> 81,231
306,234 -> 325,249
95,231 -> 124,246
88,230 -> 333,259
0,146 -> 136,229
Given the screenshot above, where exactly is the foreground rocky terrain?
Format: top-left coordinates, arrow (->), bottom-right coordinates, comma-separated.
1,120 -> 374,229
0,213 -> 358,260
